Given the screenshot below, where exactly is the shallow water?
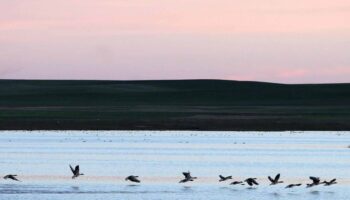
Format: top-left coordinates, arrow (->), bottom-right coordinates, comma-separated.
0,131 -> 349,199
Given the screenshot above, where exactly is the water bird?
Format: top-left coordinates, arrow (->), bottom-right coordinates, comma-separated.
285,183 -> 302,188
268,173 -> 283,185
3,174 -> 20,182
179,171 -> 197,183
230,181 -> 244,185
125,175 -> 141,183
219,175 -> 232,182
306,176 -> 321,187
322,179 -> 337,186
244,178 -> 259,186
69,165 -> 84,179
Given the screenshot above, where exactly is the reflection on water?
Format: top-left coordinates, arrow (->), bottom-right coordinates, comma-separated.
0,131 -> 349,200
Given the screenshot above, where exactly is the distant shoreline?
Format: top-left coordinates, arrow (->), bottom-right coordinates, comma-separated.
1,79 -> 349,131
0,120 -> 349,131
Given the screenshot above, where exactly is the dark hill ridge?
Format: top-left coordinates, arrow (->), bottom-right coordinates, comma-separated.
0,79 -> 350,106
0,79 -> 349,130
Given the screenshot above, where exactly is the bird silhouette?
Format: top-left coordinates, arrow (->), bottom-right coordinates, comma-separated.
3,174 -> 20,182
322,179 -> 337,186
70,165 -> 84,179
125,175 -> 141,183
230,181 -> 245,185
285,183 -> 302,188
306,176 -> 321,187
244,178 -> 259,186
268,173 -> 283,185
219,175 -> 232,182
179,171 -> 197,183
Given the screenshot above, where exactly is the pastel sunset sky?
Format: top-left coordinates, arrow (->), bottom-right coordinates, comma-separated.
1,0 -> 349,83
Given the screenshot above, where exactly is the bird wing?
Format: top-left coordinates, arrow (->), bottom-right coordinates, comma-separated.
310,176 -> 319,183
329,179 -> 336,183
219,175 -> 225,180
252,179 -> 259,185
179,179 -> 186,183
75,165 -> 80,174
69,165 -> 75,174
130,176 -> 140,183
275,174 -> 280,182
183,172 -> 190,179
268,176 -> 274,183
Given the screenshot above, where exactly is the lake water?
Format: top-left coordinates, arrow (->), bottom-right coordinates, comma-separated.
0,131 -> 349,200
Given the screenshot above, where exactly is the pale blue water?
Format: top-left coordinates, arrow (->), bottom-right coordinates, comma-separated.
0,131 -> 349,200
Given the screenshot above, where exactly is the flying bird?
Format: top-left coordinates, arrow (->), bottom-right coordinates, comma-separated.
125,175 -> 141,183
179,171 -> 197,183
70,165 -> 84,179
230,181 -> 244,185
244,178 -> 259,186
285,183 -> 302,188
306,176 -> 321,188
3,174 -> 20,182
219,175 -> 232,182
268,173 -> 283,185
322,179 -> 337,186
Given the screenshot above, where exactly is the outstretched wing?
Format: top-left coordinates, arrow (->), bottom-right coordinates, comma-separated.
75,165 -> 80,174
252,179 -> 259,185
130,176 -> 140,183
310,176 -> 319,184
329,179 -> 336,183
69,165 -> 75,174
183,172 -> 190,179
219,175 -> 225,180
275,174 -> 280,182
268,176 -> 274,183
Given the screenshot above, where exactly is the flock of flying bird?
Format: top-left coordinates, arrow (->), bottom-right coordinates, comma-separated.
2,165 -> 337,189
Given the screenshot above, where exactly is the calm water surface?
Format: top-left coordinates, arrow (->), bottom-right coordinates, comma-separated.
0,131 -> 349,200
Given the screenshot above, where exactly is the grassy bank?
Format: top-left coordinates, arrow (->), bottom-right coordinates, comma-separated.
0,79 -> 349,130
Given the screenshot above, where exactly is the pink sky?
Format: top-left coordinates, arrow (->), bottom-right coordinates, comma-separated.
1,0 -> 350,83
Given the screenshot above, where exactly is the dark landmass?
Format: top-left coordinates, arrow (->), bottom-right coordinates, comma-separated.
0,79 -> 350,131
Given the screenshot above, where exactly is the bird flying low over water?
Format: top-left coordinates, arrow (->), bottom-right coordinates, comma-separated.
219,175 -> 232,182
179,171 -> 197,183
285,183 -> 302,188
230,181 -> 244,185
306,176 -> 321,187
322,179 -> 337,186
125,175 -> 141,183
244,178 -> 259,186
70,165 -> 84,179
3,174 -> 20,182
268,173 -> 283,185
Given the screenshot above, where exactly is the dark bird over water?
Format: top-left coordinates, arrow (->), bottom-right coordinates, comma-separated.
230,181 -> 244,185
125,175 -> 141,183
285,183 -> 302,188
244,178 -> 259,186
179,171 -> 197,183
322,179 -> 337,186
70,165 -> 84,179
306,176 -> 321,187
3,174 -> 20,182
219,175 -> 232,182
268,173 -> 283,185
